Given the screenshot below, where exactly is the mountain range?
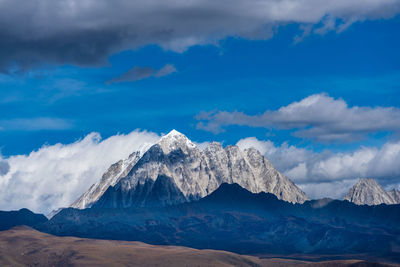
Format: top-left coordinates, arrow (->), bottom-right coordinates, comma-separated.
1,182 -> 399,262
36,183 -> 400,263
72,130 -> 308,210
71,130 -> 400,211
1,130 -> 400,265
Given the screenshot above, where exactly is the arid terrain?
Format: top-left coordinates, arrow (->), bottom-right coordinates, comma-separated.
0,227 -> 397,267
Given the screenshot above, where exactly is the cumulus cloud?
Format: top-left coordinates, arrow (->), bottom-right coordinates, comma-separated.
197,93 -> 400,142
1,126 -> 399,212
1,0 -> 399,71
237,137 -> 400,199
0,117 -> 73,131
106,64 -> 177,84
0,130 -> 160,214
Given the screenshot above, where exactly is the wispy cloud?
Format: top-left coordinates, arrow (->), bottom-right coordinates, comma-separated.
196,93 -> 400,142
0,117 -> 73,131
106,64 -> 177,84
153,64 -> 177,78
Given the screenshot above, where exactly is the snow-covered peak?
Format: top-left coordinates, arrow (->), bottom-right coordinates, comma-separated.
162,129 -> 184,138
71,130 -> 309,209
157,129 -> 197,154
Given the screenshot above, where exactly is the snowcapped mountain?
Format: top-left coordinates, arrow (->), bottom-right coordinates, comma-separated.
73,130 -> 308,209
343,178 -> 400,205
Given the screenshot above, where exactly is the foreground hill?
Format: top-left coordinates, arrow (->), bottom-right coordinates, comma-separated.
0,227 -> 396,267
39,183 -> 400,263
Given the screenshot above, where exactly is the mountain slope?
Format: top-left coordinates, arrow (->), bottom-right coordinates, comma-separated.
71,151 -> 142,209
89,130 -> 307,209
343,178 -> 399,205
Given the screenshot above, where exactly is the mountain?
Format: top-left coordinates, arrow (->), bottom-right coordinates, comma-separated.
343,178 -> 400,205
38,183 -> 400,263
0,208 -> 48,231
74,130 -> 308,209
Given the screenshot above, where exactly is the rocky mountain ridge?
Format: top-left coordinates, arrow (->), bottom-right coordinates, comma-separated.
73,130 -> 308,209
343,178 -> 400,205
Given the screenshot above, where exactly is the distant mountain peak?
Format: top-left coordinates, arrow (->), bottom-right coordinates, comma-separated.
343,178 -> 399,205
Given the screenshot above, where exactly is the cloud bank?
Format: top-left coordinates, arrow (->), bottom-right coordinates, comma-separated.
197,93 -> 400,142
0,128 -> 399,213
1,0 -> 399,71
237,137 -> 400,199
0,130 -> 160,214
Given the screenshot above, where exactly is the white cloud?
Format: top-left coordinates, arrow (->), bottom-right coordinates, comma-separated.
237,137 -> 400,199
197,93 -> 400,142
1,0 -> 400,70
298,179 -> 359,200
0,130 -> 159,214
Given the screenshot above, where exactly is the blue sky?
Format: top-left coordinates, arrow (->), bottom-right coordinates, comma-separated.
0,0 -> 400,212
1,15 -> 399,156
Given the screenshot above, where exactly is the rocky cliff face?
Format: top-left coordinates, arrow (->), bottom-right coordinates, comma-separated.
75,130 -> 308,209
343,178 -> 400,205
388,189 -> 400,203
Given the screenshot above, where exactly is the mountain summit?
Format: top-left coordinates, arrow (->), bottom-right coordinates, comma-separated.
72,130 -> 308,209
343,178 -> 400,205
157,129 -> 197,154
